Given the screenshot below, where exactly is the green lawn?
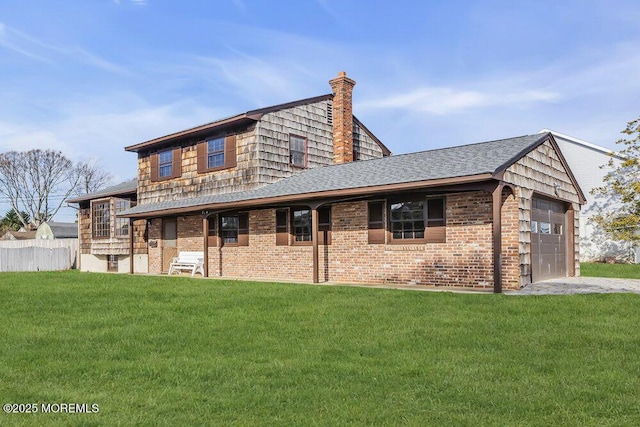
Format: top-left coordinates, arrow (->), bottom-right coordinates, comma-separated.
1,271 -> 639,426
581,262 -> 640,279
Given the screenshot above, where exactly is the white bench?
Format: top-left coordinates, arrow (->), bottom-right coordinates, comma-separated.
168,251 -> 205,277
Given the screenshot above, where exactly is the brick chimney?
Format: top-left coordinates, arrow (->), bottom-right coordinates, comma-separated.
329,71 -> 356,164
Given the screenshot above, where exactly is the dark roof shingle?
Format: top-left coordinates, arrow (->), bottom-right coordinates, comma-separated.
67,179 -> 137,204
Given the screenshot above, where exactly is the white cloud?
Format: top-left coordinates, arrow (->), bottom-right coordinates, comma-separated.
359,85 -> 559,115
0,23 -> 128,74
0,93 -> 230,182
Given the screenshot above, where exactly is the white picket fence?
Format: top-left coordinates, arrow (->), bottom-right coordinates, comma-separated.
0,239 -> 78,272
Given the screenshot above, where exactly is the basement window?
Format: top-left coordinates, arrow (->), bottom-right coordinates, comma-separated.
107,255 -> 118,272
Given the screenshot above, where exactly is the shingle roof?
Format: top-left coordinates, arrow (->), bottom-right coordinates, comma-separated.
121,133 -> 549,217
47,222 -> 79,238
124,94 -> 334,153
66,179 -> 138,204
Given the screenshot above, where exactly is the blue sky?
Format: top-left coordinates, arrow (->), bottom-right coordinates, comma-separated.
1,0 -> 639,222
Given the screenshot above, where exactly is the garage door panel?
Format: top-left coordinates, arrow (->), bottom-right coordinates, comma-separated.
532,197 -> 567,282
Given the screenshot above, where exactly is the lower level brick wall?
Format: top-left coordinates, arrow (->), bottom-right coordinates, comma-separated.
327,196 -> 497,289
149,190 -> 521,290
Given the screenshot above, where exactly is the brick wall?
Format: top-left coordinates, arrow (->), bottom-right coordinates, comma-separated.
327,196 -> 498,289
141,190 -> 520,290
501,188 -> 520,290
148,218 -> 162,274
207,210 -> 314,282
177,215 -> 204,252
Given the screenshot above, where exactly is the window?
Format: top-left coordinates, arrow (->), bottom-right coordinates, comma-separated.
553,223 -> 563,235
390,201 -> 424,240
114,199 -> 134,237
197,135 -> 236,173
107,255 -> 118,272
220,213 -> 248,246
275,209 -> 288,246
292,209 -> 312,243
158,149 -> 173,178
531,220 -> 538,234
540,222 -> 552,234
389,196 -> 446,243
207,137 -> 225,169
150,148 -> 181,182
221,215 -> 239,244
368,201 -> 385,244
92,201 -> 110,238
290,134 -> 307,168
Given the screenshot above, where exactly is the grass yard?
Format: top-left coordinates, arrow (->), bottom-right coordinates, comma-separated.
1,272 -> 639,426
581,262 -> 640,279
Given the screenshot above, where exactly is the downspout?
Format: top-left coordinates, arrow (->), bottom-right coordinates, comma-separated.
216,214 -> 222,277
202,212 -> 209,277
129,217 -> 134,274
312,207 -> 319,283
492,182 -> 504,293
77,212 -> 81,271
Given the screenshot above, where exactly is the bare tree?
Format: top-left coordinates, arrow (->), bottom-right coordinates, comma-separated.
75,158 -> 113,196
0,149 -> 112,228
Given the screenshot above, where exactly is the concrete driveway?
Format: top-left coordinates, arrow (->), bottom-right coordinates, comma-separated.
508,276 -> 640,295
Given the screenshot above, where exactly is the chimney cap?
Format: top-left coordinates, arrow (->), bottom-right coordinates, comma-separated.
338,71 -> 347,77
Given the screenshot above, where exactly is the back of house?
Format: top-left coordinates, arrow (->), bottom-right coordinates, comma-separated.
68,72 -> 585,292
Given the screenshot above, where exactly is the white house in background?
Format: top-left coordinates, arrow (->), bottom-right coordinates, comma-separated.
540,129 -> 634,262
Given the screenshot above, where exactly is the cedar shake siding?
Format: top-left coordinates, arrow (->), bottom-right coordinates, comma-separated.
135,97 -> 388,206
503,139 -> 582,285
137,126 -> 259,205
253,101 -> 335,184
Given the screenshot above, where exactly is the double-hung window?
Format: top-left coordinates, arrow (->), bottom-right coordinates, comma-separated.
197,134 -> 237,173
114,199 -> 134,237
219,213 -> 249,246
289,135 -> 307,168
221,215 -> 239,244
158,150 -> 173,178
207,137 -> 225,169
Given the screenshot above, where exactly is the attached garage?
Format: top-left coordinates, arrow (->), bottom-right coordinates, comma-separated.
531,197 -> 568,282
